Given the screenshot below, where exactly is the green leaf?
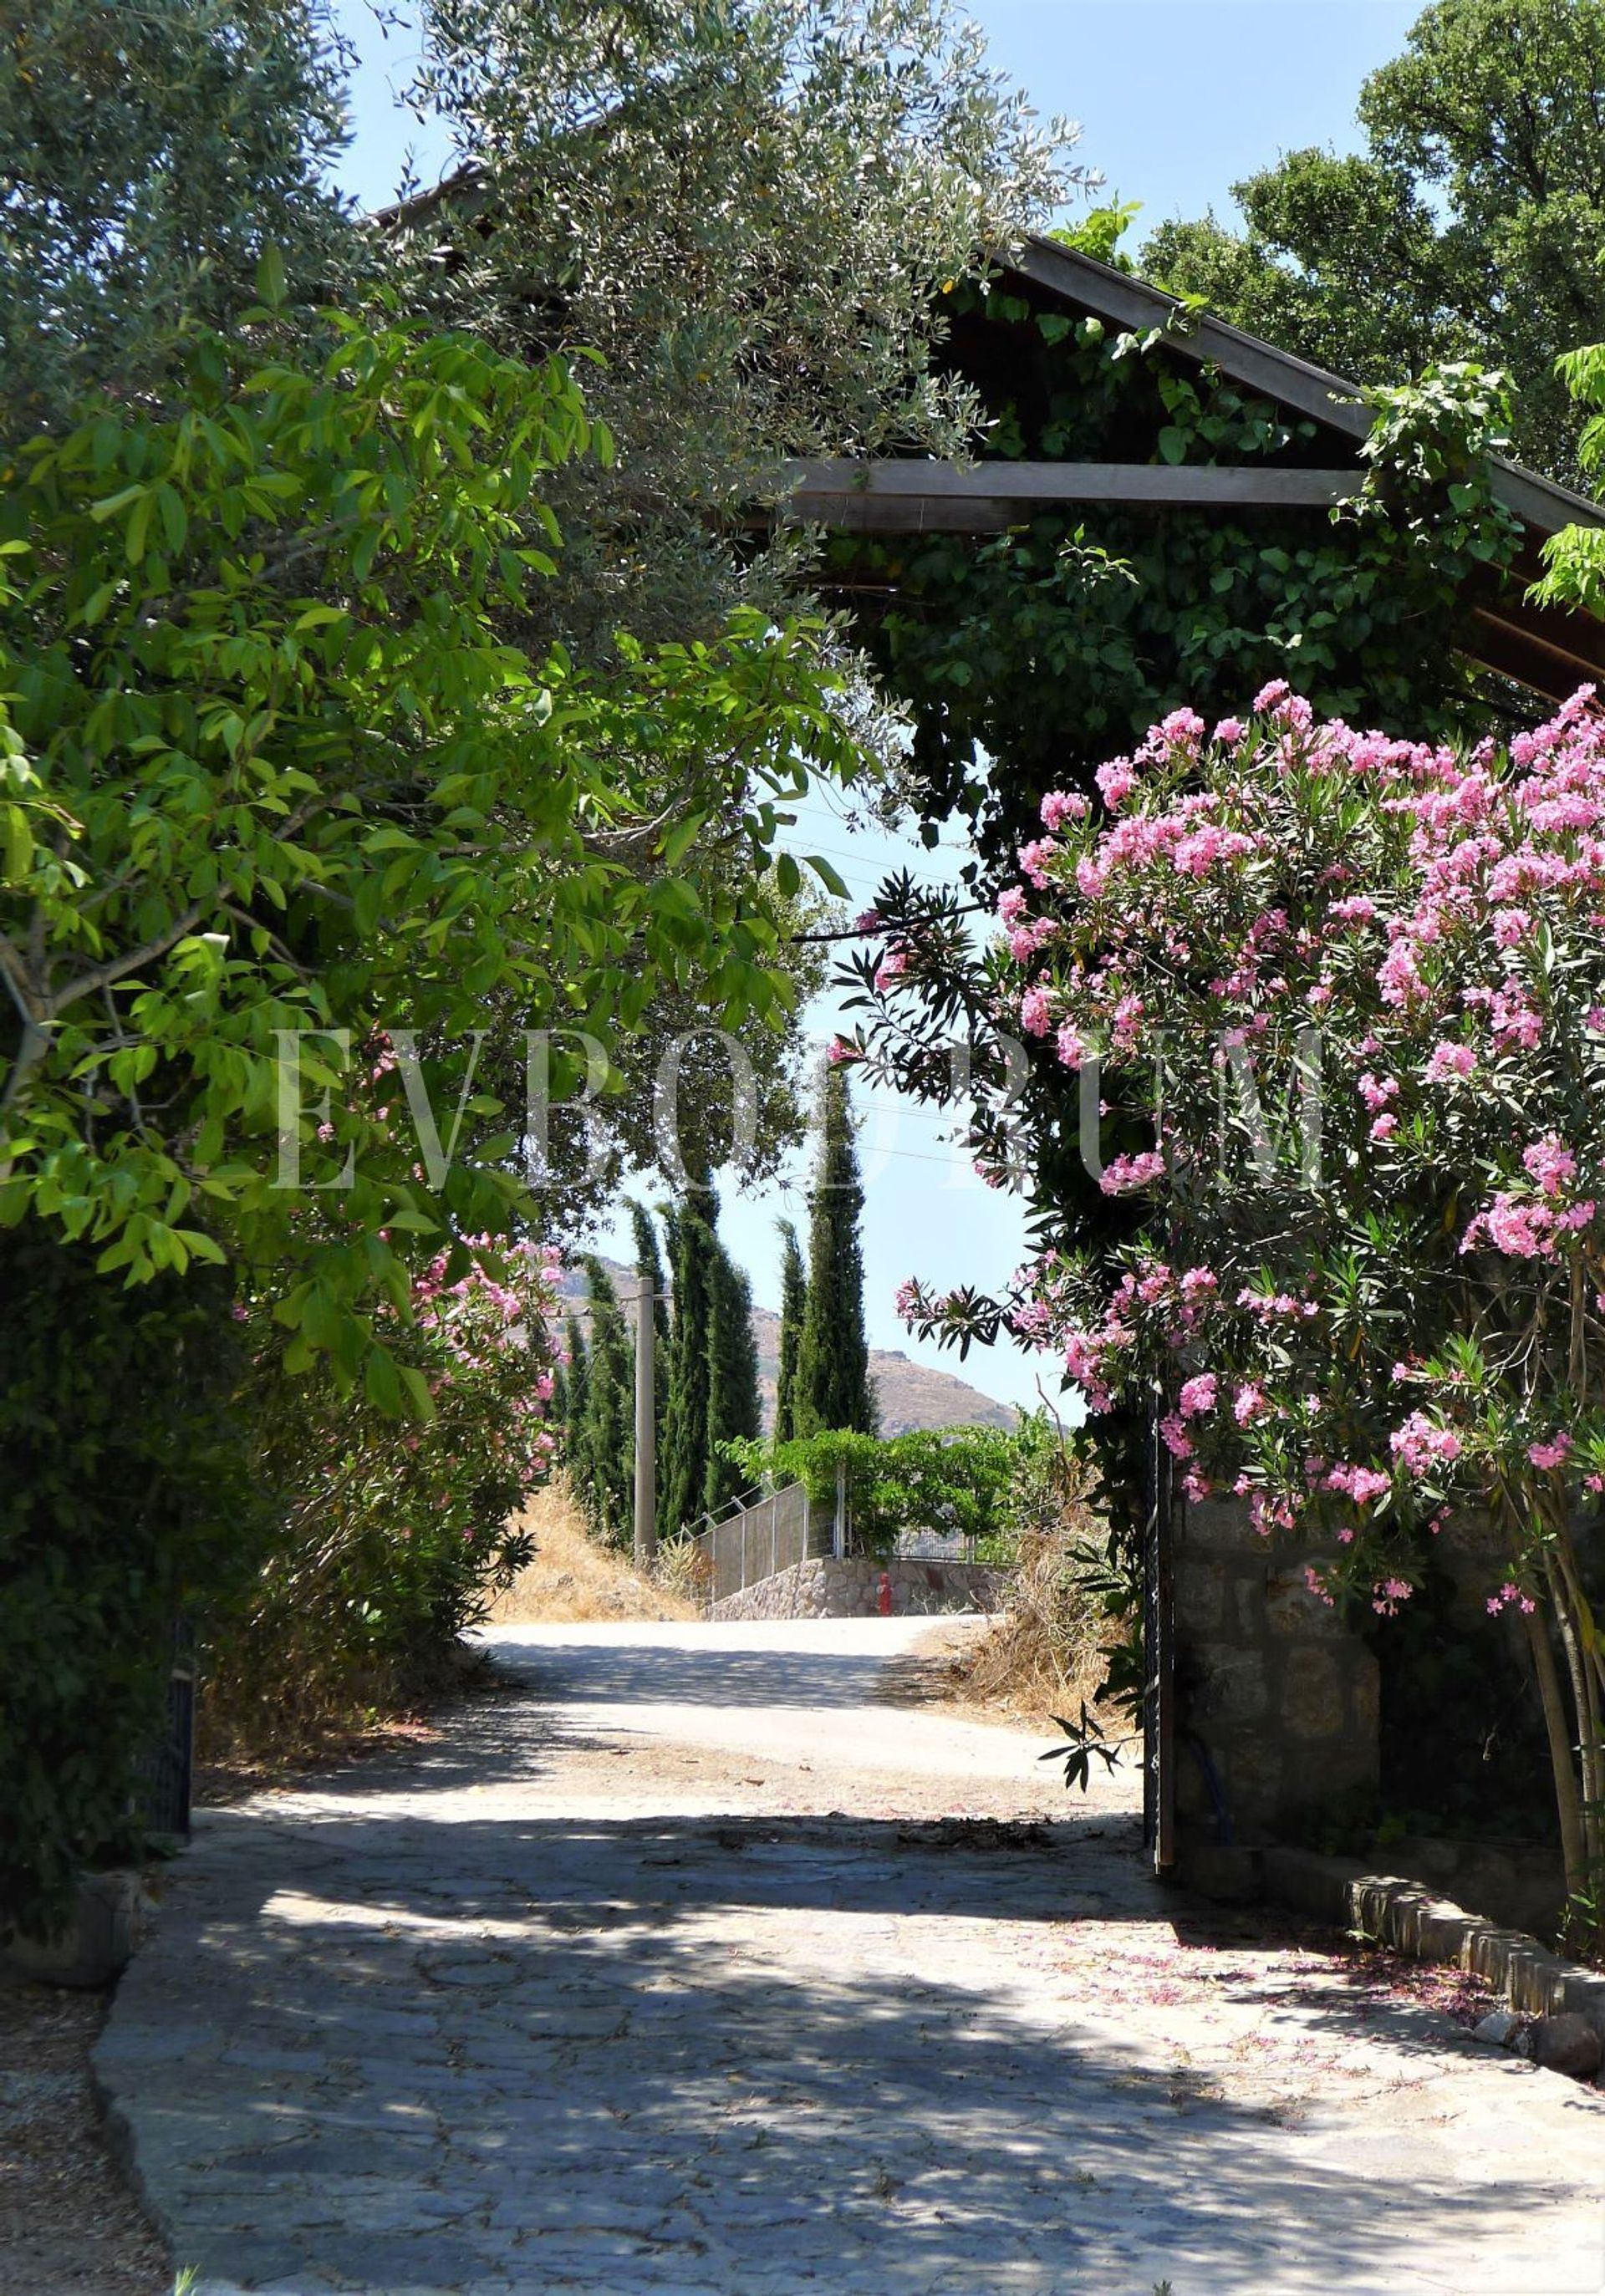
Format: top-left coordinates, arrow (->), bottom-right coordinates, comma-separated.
256,243 -> 288,309
3,806 -> 31,881
364,1347 -> 404,1414
125,493 -> 153,566
661,815 -> 701,868
399,1365 -> 436,1423
805,854 -> 848,898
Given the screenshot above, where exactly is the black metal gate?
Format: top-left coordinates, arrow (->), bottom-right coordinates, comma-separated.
1141,1397 -> 1175,1876
135,1619 -> 196,1840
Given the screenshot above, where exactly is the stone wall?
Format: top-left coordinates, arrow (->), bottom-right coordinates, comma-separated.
710,1556 -> 1005,1622
1173,1496 -> 1379,1891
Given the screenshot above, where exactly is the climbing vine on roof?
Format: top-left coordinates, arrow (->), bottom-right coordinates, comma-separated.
824,280 -> 1526,880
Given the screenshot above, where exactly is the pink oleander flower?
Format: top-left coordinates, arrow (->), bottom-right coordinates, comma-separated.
894,1278 -> 922,1321
1522,1135 -> 1577,1198
1373,1577 -> 1414,1616
853,906 -> 883,933
1424,1041 -> 1475,1082
1461,1194 -> 1557,1260
1324,1464 -> 1391,1505
1252,678 -> 1291,712
826,1036 -> 859,1066
1528,1432 -> 1572,1471
1358,1072 -> 1399,1112
873,948 -> 909,990
1159,1413 -> 1193,1459
1304,1565 -> 1336,1608
1390,1413 -> 1461,1471
1213,717 -> 1245,747
1019,983 -> 1053,1037
1178,1372 -> 1217,1418
1233,1382 -> 1268,1427
1095,757 -> 1137,809
1040,789 -> 1089,830
1055,1022 -> 1089,1070
1159,706 -> 1205,750
1369,1112 -> 1399,1143
1017,837 -> 1058,888
1098,1149 -> 1165,1194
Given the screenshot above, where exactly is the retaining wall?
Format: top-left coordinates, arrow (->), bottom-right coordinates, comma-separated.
710,1556 -> 1005,1621
1173,1495 -> 1380,1893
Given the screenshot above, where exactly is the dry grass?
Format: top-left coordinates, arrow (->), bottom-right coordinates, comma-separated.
938,1519 -> 1113,1732
483,1483 -> 699,1625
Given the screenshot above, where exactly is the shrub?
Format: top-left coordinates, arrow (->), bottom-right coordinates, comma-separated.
204,1238 -> 560,1752
726,1423 -> 1020,1556
0,1229 -> 261,1937
926,684 -> 1605,1929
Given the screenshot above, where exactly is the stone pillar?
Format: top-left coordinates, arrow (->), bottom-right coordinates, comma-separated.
1172,1496 -> 1379,1897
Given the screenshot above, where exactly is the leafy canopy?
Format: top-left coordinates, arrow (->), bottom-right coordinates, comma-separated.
1,0 -> 364,430
399,0 -> 1087,652
0,289 -> 869,1388
1144,0 -> 1605,481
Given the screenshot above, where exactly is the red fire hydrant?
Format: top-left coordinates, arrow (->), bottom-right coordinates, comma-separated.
877,1569 -> 894,1617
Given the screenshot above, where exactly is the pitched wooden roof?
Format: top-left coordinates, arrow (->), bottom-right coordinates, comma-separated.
787,237 -> 1605,705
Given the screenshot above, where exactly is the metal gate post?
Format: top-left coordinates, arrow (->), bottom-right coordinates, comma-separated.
1143,1396 -> 1176,1877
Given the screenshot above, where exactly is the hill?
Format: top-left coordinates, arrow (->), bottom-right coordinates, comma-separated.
555,1255 -> 1018,1434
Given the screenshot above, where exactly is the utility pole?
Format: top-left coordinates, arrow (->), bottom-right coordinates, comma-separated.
632,1274 -> 657,1567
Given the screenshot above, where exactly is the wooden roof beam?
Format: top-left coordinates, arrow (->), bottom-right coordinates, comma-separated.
1004,239 -> 1605,544
781,458 -> 1362,530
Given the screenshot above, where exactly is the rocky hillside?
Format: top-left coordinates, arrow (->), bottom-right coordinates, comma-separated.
556,1257 -> 1018,1434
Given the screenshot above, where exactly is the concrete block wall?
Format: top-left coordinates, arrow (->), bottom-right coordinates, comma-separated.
710,1556 -> 1005,1621
1173,1496 -> 1380,1883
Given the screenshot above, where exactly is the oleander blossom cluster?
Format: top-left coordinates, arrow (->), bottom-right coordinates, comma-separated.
974,684 -> 1605,1620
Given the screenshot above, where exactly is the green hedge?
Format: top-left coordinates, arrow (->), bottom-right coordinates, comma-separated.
0,1227 -> 261,1938
725,1424 -> 1021,1557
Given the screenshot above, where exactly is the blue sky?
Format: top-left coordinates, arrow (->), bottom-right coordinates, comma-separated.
327,0 -> 1419,1410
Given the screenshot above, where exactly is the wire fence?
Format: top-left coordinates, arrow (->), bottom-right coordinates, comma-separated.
689,1481 -> 831,1604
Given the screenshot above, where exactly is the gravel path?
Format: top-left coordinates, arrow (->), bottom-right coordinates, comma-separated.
98,1617 -> 1605,2294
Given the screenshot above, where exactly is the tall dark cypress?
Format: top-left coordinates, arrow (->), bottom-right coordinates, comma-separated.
661,1206 -> 716,1534
563,1312 -> 591,1499
773,1219 -> 807,1442
705,1244 -> 762,1515
581,1260 -> 634,1545
797,1063 -> 878,1436
628,1199 -> 672,1473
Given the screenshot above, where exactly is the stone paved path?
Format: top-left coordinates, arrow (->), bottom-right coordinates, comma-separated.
99,1619 -> 1605,2295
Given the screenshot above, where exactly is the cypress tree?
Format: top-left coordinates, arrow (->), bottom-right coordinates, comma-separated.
581,1260 -> 634,1545
661,1206 -> 716,1534
797,1063 -> 878,1436
563,1312 -> 591,1499
629,1199 -> 672,1473
705,1245 -> 762,1516
773,1219 -> 807,1443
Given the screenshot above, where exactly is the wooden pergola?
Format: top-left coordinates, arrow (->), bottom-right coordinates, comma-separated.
782,237 -> 1605,705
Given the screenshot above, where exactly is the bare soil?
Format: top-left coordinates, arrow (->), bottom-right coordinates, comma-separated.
0,1973 -> 169,2295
